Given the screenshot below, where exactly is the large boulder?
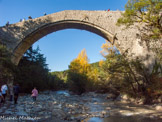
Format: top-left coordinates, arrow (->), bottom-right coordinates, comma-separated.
155,105 -> 162,111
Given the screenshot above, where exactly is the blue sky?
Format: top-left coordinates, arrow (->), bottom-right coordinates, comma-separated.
0,0 -> 127,71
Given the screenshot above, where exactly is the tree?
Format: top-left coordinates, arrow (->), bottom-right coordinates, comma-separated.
99,41 -> 148,97
116,0 -> 162,103
0,44 -> 16,84
15,46 -> 50,93
100,40 -> 120,57
67,49 -> 89,94
48,72 -> 66,90
69,48 -> 90,74
118,0 -> 162,71
67,49 -> 98,94
117,0 -> 162,39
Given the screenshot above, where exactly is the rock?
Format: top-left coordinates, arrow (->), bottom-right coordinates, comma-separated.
0,90 -> 161,122
157,95 -> 162,103
100,110 -> 109,118
106,93 -> 117,100
121,94 -> 129,100
129,98 -> 135,102
155,105 -> 162,111
134,98 -> 145,105
138,99 -> 144,105
101,110 -> 107,115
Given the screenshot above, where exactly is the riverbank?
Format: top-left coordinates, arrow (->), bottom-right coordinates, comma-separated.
0,91 -> 162,122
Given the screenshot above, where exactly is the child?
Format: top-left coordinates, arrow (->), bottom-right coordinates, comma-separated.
31,87 -> 38,101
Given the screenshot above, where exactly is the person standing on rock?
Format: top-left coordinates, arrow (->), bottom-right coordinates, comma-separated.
44,12 -> 47,16
1,83 -> 8,103
31,87 -> 38,101
6,21 -> 9,26
13,84 -> 20,104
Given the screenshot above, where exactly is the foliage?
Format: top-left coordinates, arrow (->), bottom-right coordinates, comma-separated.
67,71 -> 87,95
50,70 -> 68,83
100,41 -> 119,56
152,48 -> 162,76
99,41 -> 143,97
0,44 -> 16,84
67,49 -> 99,94
14,46 -> 67,93
101,53 -> 133,93
117,0 -> 162,39
99,40 -> 162,103
117,0 -> 162,102
69,49 -> 90,74
15,46 -> 49,93
48,72 -> 67,90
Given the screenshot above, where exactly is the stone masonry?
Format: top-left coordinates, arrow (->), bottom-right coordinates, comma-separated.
0,10 -> 158,68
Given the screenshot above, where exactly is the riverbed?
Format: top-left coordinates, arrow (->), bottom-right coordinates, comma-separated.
0,90 -> 162,122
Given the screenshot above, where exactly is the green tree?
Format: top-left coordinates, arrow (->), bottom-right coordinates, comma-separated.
0,44 -> 16,84
15,46 -> 49,93
117,0 -> 162,39
48,72 -> 66,90
116,0 -> 162,103
101,52 -> 141,96
99,41 -> 147,97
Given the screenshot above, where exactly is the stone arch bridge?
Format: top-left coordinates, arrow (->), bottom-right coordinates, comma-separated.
0,10 -> 155,67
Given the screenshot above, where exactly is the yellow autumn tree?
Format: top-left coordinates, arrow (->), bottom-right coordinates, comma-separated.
99,60 -> 104,67
100,40 -> 117,57
69,48 -> 90,74
68,48 -> 99,93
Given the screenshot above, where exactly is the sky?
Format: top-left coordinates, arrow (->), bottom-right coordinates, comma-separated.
0,0 -> 127,72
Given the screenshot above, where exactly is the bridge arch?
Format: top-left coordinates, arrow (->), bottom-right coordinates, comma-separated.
0,10 -> 155,70
12,19 -> 115,65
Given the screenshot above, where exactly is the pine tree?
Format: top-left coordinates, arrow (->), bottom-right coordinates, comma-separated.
15,46 -> 49,93
117,0 -> 162,39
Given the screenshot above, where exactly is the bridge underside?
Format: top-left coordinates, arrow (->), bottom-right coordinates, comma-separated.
12,20 -> 115,65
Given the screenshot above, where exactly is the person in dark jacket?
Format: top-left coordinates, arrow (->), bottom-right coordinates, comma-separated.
0,91 -> 4,104
13,84 -> 20,104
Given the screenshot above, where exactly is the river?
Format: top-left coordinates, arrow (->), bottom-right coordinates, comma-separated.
0,90 -> 161,122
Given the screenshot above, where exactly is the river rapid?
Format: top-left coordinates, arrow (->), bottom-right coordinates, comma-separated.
0,90 -> 162,122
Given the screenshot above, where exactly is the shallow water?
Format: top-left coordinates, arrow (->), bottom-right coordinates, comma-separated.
55,90 -> 70,96
0,90 -> 161,122
54,91 -> 162,122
